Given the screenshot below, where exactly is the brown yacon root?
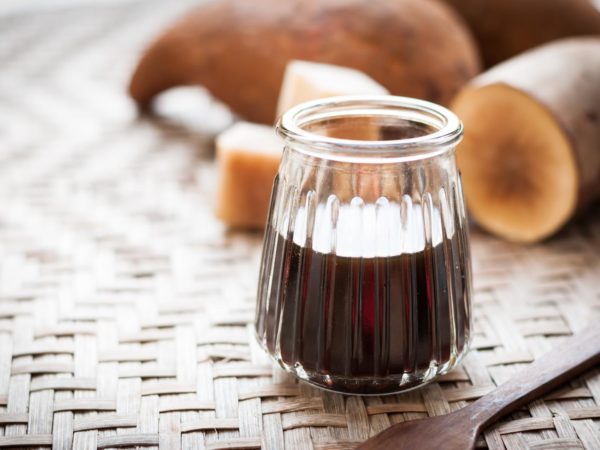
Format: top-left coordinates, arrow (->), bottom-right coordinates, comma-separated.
129,0 -> 481,124
442,0 -> 600,67
452,37 -> 600,243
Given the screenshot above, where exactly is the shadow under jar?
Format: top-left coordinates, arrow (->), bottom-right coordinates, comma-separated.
255,96 -> 472,395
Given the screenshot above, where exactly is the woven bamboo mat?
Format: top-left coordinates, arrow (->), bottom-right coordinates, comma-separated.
1,1 -> 600,449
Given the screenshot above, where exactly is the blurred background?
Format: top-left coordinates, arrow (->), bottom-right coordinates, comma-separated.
1,0 -> 598,242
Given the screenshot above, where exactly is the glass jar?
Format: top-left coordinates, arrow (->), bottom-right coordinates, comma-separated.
255,96 -> 472,395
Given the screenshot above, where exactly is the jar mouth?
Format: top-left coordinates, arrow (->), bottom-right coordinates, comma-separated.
277,95 -> 463,162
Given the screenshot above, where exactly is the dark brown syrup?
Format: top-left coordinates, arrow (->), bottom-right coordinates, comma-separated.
256,224 -> 470,394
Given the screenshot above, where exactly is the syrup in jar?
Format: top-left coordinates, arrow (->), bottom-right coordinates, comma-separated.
255,96 -> 472,394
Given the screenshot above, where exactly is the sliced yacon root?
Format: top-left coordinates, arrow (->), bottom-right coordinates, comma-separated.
453,84 -> 578,242
452,37 -> 600,243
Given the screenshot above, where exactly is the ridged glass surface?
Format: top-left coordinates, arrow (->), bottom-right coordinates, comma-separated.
256,150 -> 472,395
256,96 -> 472,395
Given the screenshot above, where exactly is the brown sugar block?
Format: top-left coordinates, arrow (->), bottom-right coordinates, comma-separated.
215,122 -> 283,228
276,60 -> 389,119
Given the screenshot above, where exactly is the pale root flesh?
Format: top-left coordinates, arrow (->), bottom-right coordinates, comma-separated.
453,84 -> 578,243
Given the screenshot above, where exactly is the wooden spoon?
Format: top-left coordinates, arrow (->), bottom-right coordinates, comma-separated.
357,324 -> 600,450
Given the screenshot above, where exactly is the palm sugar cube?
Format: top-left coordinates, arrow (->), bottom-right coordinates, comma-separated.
215,122 -> 283,228
276,60 -> 389,119
276,61 -> 391,202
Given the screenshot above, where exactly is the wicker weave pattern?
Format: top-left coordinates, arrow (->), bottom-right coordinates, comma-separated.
0,2 -> 600,449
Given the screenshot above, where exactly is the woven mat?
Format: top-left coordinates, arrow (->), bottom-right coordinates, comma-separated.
1,2 -> 600,449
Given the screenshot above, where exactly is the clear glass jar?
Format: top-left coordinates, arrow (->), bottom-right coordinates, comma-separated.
255,96 -> 472,395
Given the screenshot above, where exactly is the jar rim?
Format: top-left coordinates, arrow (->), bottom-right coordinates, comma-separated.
276,95 -> 463,161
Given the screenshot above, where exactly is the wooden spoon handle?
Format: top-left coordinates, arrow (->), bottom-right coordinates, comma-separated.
467,324 -> 600,428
